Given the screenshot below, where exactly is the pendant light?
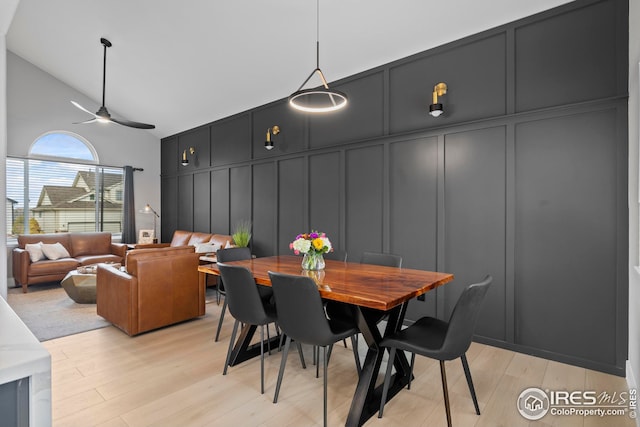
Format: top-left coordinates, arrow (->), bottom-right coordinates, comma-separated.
289,0 -> 348,113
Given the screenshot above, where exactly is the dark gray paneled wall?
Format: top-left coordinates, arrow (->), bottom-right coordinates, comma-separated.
161,0 -> 628,375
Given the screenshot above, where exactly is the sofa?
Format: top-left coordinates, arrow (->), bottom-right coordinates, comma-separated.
96,245 -> 204,336
12,232 -> 127,293
131,230 -> 234,253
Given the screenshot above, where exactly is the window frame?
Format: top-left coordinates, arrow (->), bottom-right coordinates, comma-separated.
6,132 -> 124,240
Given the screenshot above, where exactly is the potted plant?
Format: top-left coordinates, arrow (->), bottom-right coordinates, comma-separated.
232,220 -> 252,247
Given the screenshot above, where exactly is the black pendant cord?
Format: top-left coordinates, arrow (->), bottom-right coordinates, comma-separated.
316,0 -> 320,69
102,43 -> 106,107
100,38 -> 112,108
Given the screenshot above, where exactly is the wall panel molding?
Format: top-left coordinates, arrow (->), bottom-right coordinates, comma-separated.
160,0 -> 628,375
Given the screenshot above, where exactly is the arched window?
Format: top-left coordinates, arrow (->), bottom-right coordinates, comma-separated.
7,132 -> 123,236
29,131 -> 98,163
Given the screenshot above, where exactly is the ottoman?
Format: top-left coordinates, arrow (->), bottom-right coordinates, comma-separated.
61,270 -> 97,304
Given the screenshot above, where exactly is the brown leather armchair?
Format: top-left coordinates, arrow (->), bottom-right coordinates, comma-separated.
96,246 -> 204,336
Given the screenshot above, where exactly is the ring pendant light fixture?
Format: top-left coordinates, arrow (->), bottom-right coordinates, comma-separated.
289,0 -> 348,113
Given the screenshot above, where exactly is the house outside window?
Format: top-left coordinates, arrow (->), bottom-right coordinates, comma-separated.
6,131 -> 124,237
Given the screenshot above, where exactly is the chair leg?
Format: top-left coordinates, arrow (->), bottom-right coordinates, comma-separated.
408,352 -> 415,390
266,323 -> 272,355
461,354 -> 480,415
318,344 -> 333,378
278,330 -> 285,351
215,298 -> 228,342
260,325 -> 265,394
378,347 -> 396,418
274,336 -> 291,403
216,277 -> 223,305
440,360 -> 453,427
296,342 -> 307,369
323,345 -> 328,427
223,319 -> 240,375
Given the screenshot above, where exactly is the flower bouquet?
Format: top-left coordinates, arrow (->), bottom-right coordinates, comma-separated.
290,231 -> 332,270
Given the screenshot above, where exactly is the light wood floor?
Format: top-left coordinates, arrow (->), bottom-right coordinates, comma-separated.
44,300 -> 635,427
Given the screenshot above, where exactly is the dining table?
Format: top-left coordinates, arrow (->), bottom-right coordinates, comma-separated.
198,255 -> 453,427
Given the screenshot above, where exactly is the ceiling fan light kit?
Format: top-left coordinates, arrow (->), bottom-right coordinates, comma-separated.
71,37 -> 155,130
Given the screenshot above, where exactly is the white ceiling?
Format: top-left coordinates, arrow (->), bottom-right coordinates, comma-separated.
7,0 -> 573,139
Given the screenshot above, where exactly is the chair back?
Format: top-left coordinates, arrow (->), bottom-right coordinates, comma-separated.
216,247 -> 252,292
361,251 -> 402,268
268,271 -> 337,347
216,247 -> 251,263
440,275 -> 492,359
324,249 -> 347,262
218,263 -> 272,325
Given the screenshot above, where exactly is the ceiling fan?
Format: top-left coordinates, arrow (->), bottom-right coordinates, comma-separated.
71,38 -> 155,130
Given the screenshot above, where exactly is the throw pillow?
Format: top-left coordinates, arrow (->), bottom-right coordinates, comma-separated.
25,242 -> 45,263
41,242 -> 71,260
195,242 -> 221,253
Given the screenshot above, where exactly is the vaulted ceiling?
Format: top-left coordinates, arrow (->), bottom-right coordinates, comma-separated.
7,0 -> 572,139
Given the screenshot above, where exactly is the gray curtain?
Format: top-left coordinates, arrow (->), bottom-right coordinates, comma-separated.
121,166 -> 136,244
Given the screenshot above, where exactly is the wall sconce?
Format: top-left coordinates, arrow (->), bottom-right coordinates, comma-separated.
181,147 -> 195,166
429,82 -> 447,117
265,126 -> 280,150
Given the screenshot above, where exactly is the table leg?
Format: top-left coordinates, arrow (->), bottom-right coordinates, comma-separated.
346,303 -> 411,427
227,323 -> 281,366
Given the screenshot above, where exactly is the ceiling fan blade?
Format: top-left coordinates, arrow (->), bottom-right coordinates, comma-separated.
71,101 -> 99,118
111,117 -> 156,130
73,118 -> 99,125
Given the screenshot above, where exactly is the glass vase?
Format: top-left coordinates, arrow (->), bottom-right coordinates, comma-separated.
302,252 -> 325,270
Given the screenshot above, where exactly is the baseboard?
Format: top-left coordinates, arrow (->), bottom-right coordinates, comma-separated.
474,335 -> 625,376
626,360 -> 640,427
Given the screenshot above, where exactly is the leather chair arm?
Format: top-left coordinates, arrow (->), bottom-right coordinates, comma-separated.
97,264 -> 138,335
12,248 -> 30,287
110,243 -> 128,258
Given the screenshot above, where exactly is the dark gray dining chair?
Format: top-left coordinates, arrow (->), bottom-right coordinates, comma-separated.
215,247 -> 254,341
323,249 -> 347,262
218,263 -> 279,394
378,275 -> 492,427
360,252 -> 402,322
329,251 -> 404,351
360,251 -> 402,268
268,271 -> 360,427
319,249 -> 348,350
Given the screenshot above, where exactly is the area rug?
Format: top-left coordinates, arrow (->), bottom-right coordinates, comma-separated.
7,283 -> 110,341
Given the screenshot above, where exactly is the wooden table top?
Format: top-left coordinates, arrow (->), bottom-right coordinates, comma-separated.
199,255 -> 453,311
